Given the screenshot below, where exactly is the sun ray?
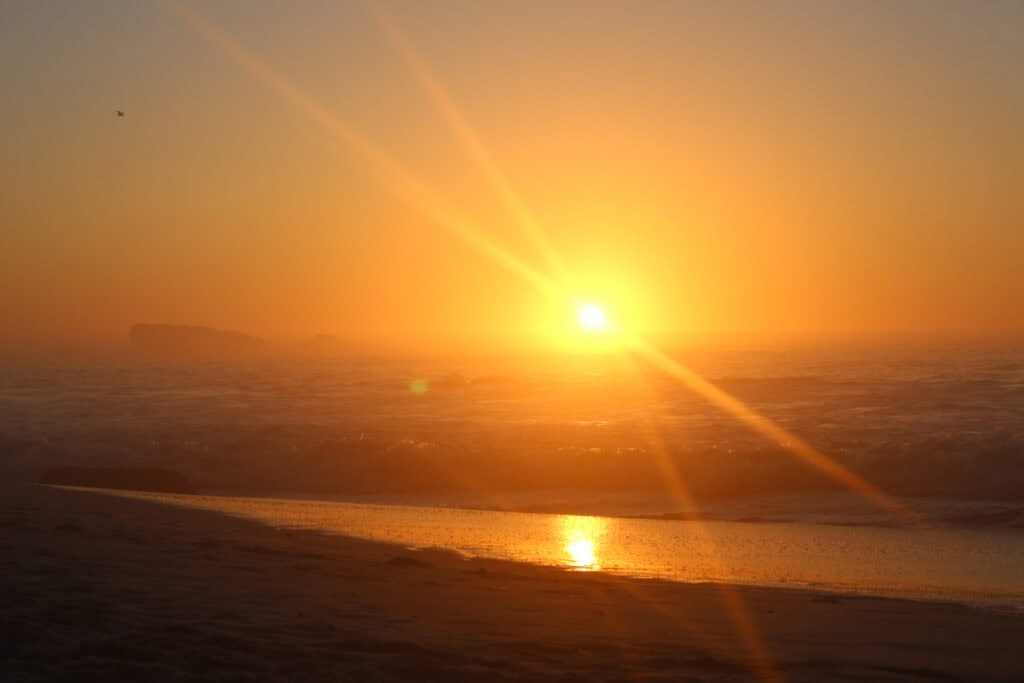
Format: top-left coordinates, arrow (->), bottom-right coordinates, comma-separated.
169,0 -> 914,535
622,333 -> 922,525
158,3 -> 910,529
159,4 -> 916,675
369,0 -> 573,287
616,358 -> 782,681
159,0 -> 561,302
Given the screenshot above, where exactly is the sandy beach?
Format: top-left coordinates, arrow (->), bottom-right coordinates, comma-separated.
2,482 -> 1022,682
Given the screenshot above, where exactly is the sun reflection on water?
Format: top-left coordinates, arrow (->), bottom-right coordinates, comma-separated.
559,515 -> 606,570
566,537 -> 597,567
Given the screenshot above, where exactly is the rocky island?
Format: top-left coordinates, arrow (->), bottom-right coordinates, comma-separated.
129,324 -> 266,358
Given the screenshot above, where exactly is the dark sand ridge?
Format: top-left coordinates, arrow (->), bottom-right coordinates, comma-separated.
2,482 -> 1022,682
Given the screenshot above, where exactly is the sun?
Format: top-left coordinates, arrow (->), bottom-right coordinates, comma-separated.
548,299 -> 621,350
578,303 -> 608,330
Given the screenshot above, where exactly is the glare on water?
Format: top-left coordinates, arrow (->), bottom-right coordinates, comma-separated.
560,515 -> 605,569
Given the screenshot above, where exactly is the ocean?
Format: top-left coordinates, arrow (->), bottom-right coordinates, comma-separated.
3,340 -> 1023,606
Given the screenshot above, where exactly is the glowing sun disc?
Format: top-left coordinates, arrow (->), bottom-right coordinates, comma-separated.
578,304 -> 607,330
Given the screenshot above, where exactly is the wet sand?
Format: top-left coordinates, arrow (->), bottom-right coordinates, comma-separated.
2,482 -> 1022,682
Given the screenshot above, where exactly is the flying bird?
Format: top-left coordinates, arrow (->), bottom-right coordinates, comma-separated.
115,110 -> 125,117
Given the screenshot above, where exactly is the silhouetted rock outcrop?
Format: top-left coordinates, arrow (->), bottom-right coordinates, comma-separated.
129,324 -> 265,358
39,467 -> 195,494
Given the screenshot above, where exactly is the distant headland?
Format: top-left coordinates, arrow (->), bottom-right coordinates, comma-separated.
130,324 -> 267,358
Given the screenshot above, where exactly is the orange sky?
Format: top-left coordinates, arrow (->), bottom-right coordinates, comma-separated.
2,1 -> 1022,351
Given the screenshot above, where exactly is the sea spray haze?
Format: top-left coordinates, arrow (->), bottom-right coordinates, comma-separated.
3,340 -> 1023,527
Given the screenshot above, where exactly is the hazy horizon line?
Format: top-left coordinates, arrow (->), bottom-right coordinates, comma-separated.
3,325 -> 1024,360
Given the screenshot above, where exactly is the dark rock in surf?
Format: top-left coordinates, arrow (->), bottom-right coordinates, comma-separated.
39,466 -> 196,494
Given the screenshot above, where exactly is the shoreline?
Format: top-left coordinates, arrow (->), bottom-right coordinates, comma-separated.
4,482 -> 1024,681
89,484 -> 1024,614
199,486 -> 1024,530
